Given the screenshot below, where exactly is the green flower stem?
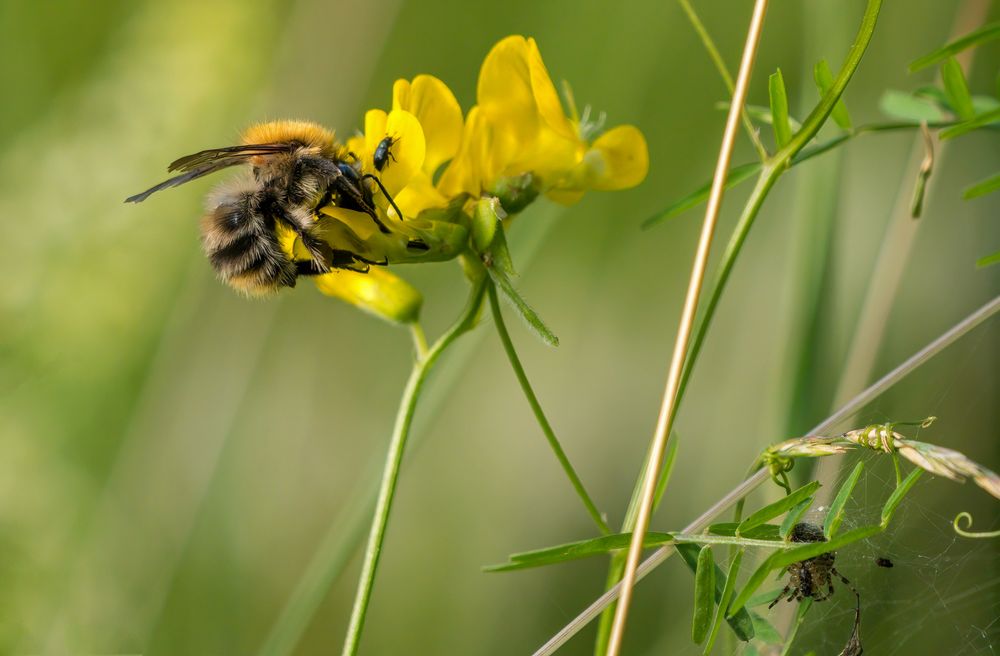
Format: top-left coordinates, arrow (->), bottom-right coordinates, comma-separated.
487,281 -> 612,536
593,0 -> 884,652
410,321 -> 429,360
341,278 -> 488,656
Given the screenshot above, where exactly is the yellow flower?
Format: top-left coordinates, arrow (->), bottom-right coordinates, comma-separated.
439,35 -> 648,206
347,74 -> 464,219
313,267 -> 423,324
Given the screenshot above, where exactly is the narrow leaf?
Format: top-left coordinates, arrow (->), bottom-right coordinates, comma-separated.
780,598 -> 814,656
824,461 -> 865,539
692,546 -> 715,644
940,107 -> 1000,139
725,103 -> 802,132
677,544 -> 755,641
769,69 -> 793,148
941,57 -> 975,120
779,498 -> 815,540
881,468 -> 923,527
965,172 -> 1000,200
814,59 -> 852,130
910,22 -> 1000,72
976,250 -> 1000,268
487,268 -> 558,347
879,89 -> 946,123
749,613 -> 783,645
482,531 -> 673,572
737,481 -> 821,536
703,549 -> 745,654
642,162 -> 761,227
728,525 -> 881,615
708,523 -> 781,541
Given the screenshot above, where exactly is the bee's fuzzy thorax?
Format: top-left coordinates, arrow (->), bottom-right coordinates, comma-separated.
241,120 -> 338,155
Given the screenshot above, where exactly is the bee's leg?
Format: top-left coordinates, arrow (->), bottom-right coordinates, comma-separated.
328,168 -> 392,234
271,202 -> 334,273
360,173 -> 405,223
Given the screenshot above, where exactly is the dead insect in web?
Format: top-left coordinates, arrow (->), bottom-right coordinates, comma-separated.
874,557 -> 894,568
769,522 -> 859,608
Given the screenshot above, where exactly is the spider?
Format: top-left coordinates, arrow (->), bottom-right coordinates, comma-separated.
769,522 -> 859,609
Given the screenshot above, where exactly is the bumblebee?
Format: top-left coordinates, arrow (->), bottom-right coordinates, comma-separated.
126,120 -> 401,295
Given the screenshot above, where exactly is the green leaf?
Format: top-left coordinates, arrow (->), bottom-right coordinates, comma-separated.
487,268 -> 558,347
750,612 -> 783,645
879,89 -> 946,123
823,461 -> 865,539
769,69 -> 793,148
703,549 -> 745,654
482,531 -> 673,572
708,523 -> 781,541
941,57 -> 975,120
976,250 -> 1000,268
940,107 -> 1000,139
727,103 -> 802,132
814,59 -> 852,130
677,544 -> 755,642
746,588 -> 783,608
910,21 -> 1000,72
728,525 -> 881,615
692,546 -> 715,644
881,468 -> 923,527
779,498 -> 814,540
737,481 -> 821,536
642,162 -> 760,227
964,172 -> 1000,200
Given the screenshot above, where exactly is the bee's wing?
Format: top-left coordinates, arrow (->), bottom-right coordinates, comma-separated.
167,143 -> 293,172
125,143 -> 295,203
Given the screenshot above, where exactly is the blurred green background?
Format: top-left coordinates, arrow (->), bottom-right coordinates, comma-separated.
1,0 -> 998,654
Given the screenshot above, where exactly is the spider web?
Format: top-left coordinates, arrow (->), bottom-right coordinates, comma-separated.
736,325 -> 1000,656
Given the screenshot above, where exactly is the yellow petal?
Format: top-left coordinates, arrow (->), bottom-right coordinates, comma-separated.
395,171 -> 449,217
526,38 -> 576,140
398,74 -> 463,175
313,267 -> 422,324
437,106 -> 501,198
589,124 -> 649,190
363,109 -> 389,162
379,109 -> 426,198
477,35 -> 539,146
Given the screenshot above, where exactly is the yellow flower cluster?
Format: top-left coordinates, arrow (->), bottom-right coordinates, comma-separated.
313,35 -> 648,323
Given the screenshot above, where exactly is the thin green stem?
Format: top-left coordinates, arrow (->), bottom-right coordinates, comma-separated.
410,321 -> 429,360
487,282 -> 612,535
678,0 -> 769,161
341,278 -> 488,656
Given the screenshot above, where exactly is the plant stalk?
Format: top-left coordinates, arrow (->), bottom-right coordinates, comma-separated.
341,279 -> 487,656
487,282 -> 612,535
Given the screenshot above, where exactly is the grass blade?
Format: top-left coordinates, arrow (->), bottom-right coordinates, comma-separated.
769,69 -> 792,148
976,249 -> 1000,268
702,549 -> 745,654
676,544 -> 755,642
642,162 -> 761,227
814,59 -> 852,130
737,480 -> 821,535
941,57 -> 975,119
940,106 -> 1000,139
692,546 -> 716,644
487,267 -> 558,347
964,172 -> 1000,199
483,532 -> 674,572
779,498 -> 815,540
823,461 -> 865,539
881,467 -> 923,527
909,21 -> 1000,71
